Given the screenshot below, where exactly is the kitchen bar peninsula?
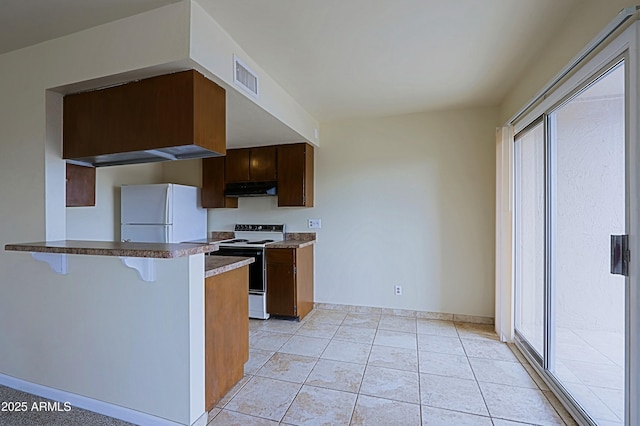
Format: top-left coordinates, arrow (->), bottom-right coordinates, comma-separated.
5,239 -> 219,257
203,255 -> 254,410
3,240 -> 250,426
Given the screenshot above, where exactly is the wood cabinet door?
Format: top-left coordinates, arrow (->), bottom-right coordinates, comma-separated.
205,266 -> 249,410
250,146 -> 277,181
277,143 -> 314,207
66,163 -> 95,207
296,245 -> 314,320
201,157 -> 238,208
266,249 -> 297,316
225,148 -> 251,182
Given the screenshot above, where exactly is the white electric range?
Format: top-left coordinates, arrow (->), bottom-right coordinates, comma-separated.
214,224 -> 285,319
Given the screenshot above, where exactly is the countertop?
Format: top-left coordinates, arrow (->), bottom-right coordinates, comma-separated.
4,240 -> 219,259
206,231 -> 317,249
205,255 -> 254,278
266,240 -> 315,249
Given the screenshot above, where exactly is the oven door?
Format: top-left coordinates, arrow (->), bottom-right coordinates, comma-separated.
212,247 -> 265,293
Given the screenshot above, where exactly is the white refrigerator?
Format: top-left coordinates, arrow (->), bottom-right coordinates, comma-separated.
120,183 -> 207,243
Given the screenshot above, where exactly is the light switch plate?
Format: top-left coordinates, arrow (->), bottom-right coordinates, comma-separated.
308,219 -> 322,229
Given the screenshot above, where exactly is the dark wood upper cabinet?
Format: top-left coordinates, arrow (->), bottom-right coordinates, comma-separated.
225,147 -> 277,183
201,143 -> 313,208
225,149 -> 251,183
250,146 -> 278,181
201,157 -> 238,209
63,70 -> 225,167
66,163 -> 96,207
277,143 -> 314,207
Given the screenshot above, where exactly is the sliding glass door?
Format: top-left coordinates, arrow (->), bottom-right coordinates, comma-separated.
514,121 -> 545,360
548,62 -> 626,425
514,60 -> 627,425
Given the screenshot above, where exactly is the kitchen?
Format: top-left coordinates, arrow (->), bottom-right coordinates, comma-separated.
4,61 -> 319,424
0,1 -> 635,425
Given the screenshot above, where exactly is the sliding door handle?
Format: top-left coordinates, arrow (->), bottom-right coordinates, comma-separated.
611,234 -> 629,276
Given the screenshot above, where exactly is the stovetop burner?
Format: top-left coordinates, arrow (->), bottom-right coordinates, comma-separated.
248,239 -> 274,244
228,239 -> 249,243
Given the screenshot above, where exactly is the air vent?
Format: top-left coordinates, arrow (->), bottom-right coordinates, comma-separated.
234,55 -> 258,98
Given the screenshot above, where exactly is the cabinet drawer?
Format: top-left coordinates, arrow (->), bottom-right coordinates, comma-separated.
266,248 -> 294,264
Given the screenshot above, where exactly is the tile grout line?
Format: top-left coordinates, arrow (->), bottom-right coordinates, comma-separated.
456,323 -> 494,423
277,315 -> 332,424
335,314 -> 360,426
280,312 -> 354,425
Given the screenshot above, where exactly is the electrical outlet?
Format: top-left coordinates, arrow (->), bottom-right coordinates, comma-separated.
308,219 -> 322,229
394,285 -> 402,296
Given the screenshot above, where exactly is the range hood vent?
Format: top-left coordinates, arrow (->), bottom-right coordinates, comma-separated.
234,55 -> 259,98
224,181 -> 277,197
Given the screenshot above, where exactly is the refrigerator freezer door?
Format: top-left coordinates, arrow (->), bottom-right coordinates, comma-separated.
121,224 -> 172,243
121,184 -> 172,225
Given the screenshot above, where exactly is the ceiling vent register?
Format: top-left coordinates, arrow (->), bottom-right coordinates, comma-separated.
234,55 -> 259,98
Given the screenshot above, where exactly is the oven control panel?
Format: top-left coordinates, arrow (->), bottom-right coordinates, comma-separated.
234,224 -> 285,232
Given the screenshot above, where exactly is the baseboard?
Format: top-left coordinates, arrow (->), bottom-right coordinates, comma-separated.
0,373 -> 207,426
313,302 -> 494,325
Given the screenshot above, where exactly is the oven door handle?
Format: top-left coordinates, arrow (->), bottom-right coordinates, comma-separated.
216,248 -> 263,257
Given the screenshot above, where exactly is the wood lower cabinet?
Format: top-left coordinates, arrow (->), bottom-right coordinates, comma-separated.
277,143 -> 314,207
266,245 -> 314,320
205,266 -> 249,410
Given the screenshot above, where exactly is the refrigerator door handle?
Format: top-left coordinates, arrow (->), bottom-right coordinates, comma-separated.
164,185 -> 171,225
165,226 -> 170,244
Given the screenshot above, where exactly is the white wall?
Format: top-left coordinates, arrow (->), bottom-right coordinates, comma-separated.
66,164 -> 164,241
0,2 -> 325,422
0,2 -> 206,423
189,0 -> 319,146
209,107 -> 498,317
0,0 -> 191,246
1,253 -> 205,425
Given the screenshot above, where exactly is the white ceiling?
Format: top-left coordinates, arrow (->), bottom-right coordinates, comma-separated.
0,0 -> 583,127
199,0 -> 581,121
0,0 -> 181,55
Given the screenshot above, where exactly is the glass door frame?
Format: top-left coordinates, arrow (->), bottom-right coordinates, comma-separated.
513,116 -> 547,368
511,20 -> 639,426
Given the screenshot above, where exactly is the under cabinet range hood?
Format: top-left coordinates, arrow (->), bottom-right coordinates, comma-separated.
224,181 -> 277,197
63,70 -> 226,167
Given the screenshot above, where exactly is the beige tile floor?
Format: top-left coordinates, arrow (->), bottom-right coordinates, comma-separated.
209,309 -> 577,426
0,308 -> 578,426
